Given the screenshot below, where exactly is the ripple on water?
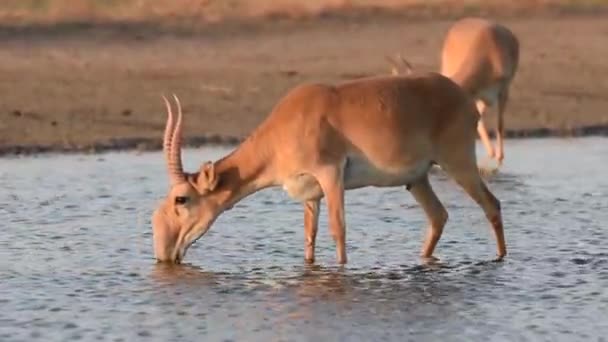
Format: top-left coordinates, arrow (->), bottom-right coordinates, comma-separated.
1,139 -> 608,341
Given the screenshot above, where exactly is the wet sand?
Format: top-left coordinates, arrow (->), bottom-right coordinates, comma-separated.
1,7 -> 608,156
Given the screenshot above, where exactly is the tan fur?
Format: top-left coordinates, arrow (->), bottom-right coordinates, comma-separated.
440,17 -> 520,165
151,72 -> 506,265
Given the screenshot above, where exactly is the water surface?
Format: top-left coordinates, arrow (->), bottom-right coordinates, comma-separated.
1,138 -> 607,341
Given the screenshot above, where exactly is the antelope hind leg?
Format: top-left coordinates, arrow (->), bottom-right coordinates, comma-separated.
408,175 -> 449,262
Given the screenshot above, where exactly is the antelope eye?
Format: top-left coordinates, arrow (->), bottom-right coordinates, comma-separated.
175,196 -> 189,205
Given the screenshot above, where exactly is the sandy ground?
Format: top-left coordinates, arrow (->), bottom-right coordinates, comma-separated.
1,9 -> 608,155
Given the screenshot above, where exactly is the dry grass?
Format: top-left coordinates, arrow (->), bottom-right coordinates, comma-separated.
1,0 -> 608,25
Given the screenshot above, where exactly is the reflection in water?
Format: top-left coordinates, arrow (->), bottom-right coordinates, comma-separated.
146,259 -> 507,337
1,139 -> 608,341
150,263 -> 224,286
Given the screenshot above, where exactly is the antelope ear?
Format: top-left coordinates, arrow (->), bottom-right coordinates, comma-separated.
197,161 -> 219,192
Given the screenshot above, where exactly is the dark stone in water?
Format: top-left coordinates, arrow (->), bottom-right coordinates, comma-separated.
571,258 -> 590,265
63,322 -> 78,329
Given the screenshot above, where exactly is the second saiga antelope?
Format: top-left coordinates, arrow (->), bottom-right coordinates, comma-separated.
440,17 -> 520,165
151,72 -> 507,265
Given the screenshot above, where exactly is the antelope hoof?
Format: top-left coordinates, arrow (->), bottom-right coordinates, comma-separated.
305,247 -> 315,264
421,255 -> 440,264
493,253 -> 506,262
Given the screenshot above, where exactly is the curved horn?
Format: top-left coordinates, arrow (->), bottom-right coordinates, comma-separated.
162,94 -> 186,185
397,53 -> 413,75
162,95 -> 175,168
385,53 -> 414,76
168,94 -> 186,184
385,55 -> 400,75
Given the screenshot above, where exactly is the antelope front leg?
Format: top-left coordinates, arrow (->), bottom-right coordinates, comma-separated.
303,199 -> 320,264
408,176 -> 448,261
495,88 -> 509,165
316,166 -> 347,264
446,167 -> 506,261
476,100 -> 495,159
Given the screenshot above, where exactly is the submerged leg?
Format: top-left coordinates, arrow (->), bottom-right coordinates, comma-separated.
303,200 -> 320,264
408,176 -> 449,261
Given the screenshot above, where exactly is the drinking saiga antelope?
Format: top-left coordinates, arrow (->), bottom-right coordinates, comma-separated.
151,72 -> 507,265
440,17 -> 520,165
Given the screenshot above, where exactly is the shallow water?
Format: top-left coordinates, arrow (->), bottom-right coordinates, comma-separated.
1,138 -> 607,341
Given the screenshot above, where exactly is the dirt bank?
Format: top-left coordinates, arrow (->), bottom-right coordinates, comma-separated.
1,4 -> 608,157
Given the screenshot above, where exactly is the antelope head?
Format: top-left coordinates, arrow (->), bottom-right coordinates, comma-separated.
151,95 -> 222,263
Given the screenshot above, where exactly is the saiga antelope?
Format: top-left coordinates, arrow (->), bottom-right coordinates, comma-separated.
151,72 -> 506,265
440,17 -> 520,165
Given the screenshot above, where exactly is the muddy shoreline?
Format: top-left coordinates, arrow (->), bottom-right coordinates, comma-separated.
2,125 -> 607,158
1,7 -> 608,158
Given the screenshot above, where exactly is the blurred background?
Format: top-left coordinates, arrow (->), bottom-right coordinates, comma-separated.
2,3 -> 608,341
1,0 -> 607,154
